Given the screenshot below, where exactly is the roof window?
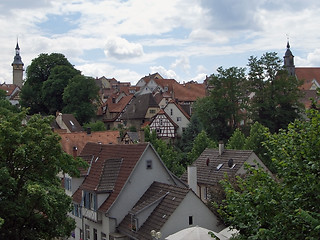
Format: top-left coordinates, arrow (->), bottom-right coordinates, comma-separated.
216,163 -> 223,170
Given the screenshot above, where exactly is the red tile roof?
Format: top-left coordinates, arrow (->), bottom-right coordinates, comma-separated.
73,142 -> 149,213
58,130 -> 120,156
0,83 -> 20,98
295,67 -> 320,90
172,82 -> 206,102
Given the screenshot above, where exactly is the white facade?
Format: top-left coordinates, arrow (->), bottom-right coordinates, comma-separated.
164,102 -> 190,137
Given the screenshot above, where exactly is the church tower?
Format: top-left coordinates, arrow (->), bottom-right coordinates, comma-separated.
283,41 -> 295,77
12,41 -> 24,88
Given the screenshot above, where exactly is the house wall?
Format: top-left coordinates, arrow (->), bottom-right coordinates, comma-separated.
164,103 -> 189,137
160,191 -> 225,239
144,107 -> 160,119
237,152 -> 270,175
107,146 -> 176,225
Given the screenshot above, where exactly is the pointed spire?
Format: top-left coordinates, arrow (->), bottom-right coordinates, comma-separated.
286,41 -> 290,49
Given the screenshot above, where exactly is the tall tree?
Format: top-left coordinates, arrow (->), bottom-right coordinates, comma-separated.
217,109 -> 320,239
247,52 -> 303,132
62,75 -> 100,125
42,65 -> 81,115
194,66 -> 248,141
20,53 -> 74,114
0,107 -> 87,239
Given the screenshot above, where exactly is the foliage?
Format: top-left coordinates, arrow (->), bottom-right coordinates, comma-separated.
83,120 -> 106,132
0,107 -> 87,239
41,65 -> 81,115
144,126 -> 184,176
194,66 -> 248,141
20,53 -> 74,114
187,130 -> 217,165
247,52 -> 303,133
62,75 -> 100,125
176,112 -> 203,153
217,109 -> 320,239
226,128 -> 246,150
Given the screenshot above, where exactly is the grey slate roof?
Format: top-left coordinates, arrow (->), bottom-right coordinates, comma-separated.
118,181 -> 189,240
97,158 -> 122,192
121,93 -> 159,120
180,148 -> 255,186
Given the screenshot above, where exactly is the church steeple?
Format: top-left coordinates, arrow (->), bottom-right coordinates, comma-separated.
284,40 -> 295,77
12,40 -> 24,88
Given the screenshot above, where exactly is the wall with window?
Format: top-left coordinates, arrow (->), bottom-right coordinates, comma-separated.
159,191 -> 224,239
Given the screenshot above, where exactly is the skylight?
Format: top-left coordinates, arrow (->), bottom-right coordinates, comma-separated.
216,163 -> 223,170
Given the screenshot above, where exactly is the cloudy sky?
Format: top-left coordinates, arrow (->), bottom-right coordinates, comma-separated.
1,0 -> 320,85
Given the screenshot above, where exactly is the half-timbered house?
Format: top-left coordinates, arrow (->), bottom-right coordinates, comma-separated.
149,109 -> 178,141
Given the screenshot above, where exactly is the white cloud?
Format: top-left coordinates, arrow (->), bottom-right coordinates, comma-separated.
171,56 -> 190,71
104,37 -> 144,60
189,73 -> 207,83
150,66 -> 178,80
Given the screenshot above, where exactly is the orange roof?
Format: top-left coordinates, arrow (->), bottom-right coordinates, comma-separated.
172,81 -> 206,102
0,83 -> 20,97
295,67 -> 320,90
58,130 -> 120,156
105,94 -> 133,113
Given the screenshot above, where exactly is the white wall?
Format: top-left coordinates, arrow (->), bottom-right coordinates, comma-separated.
160,191 -> 225,239
107,146 -> 176,224
164,103 -> 189,137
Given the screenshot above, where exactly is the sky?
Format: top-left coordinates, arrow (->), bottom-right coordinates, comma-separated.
1,0 -> 320,85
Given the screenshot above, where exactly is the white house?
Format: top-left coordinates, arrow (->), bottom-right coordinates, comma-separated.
164,100 -> 190,138
65,142 -> 224,240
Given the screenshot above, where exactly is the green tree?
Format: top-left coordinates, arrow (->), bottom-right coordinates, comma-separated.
83,120 -> 106,132
20,53 -> 74,114
62,75 -> 100,125
42,65 -> 81,115
176,112 -> 203,153
194,66 -> 248,141
144,126 -> 184,176
217,109 -> 320,239
0,108 -> 87,239
226,128 -> 246,150
187,130 -> 217,165
247,52 -> 303,133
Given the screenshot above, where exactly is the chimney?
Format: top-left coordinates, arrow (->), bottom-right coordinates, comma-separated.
139,129 -> 145,143
219,141 -> 224,156
86,127 -> 91,135
187,166 -> 198,196
72,146 -> 78,158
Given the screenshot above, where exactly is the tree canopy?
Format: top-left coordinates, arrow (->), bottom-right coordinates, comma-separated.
62,75 -> 100,125
247,52 -> 303,132
194,66 -> 248,141
0,101 -> 87,239
20,53 -> 75,114
217,109 -> 320,239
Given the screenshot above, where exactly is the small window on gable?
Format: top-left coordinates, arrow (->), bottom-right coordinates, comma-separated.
177,117 -> 182,122
170,109 -> 173,115
189,216 -> 193,225
146,160 -> 152,169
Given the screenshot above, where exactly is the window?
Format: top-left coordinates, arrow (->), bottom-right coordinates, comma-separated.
164,86 -> 168,91
204,187 -> 211,200
182,127 -> 186,133
64,177 -> 71,191
156,128 -> 161,134
93,228 -> 97,240
83,191 -> 97,211
85,224 -> 90,240
101,232 -> 107,240
177,117 -> 182,122
160,119 -> 163,125
130,215 -> 138,232
170,109 -> 173,115
149,109 -> 156,114
189,216 -> 193,225
70,120 -> 74,126
216,163 -> 223,170
73,204 -> 82,217
146,160 -> 152,169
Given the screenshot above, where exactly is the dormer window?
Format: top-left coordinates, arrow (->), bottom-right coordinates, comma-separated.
130,215 -> 138,232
